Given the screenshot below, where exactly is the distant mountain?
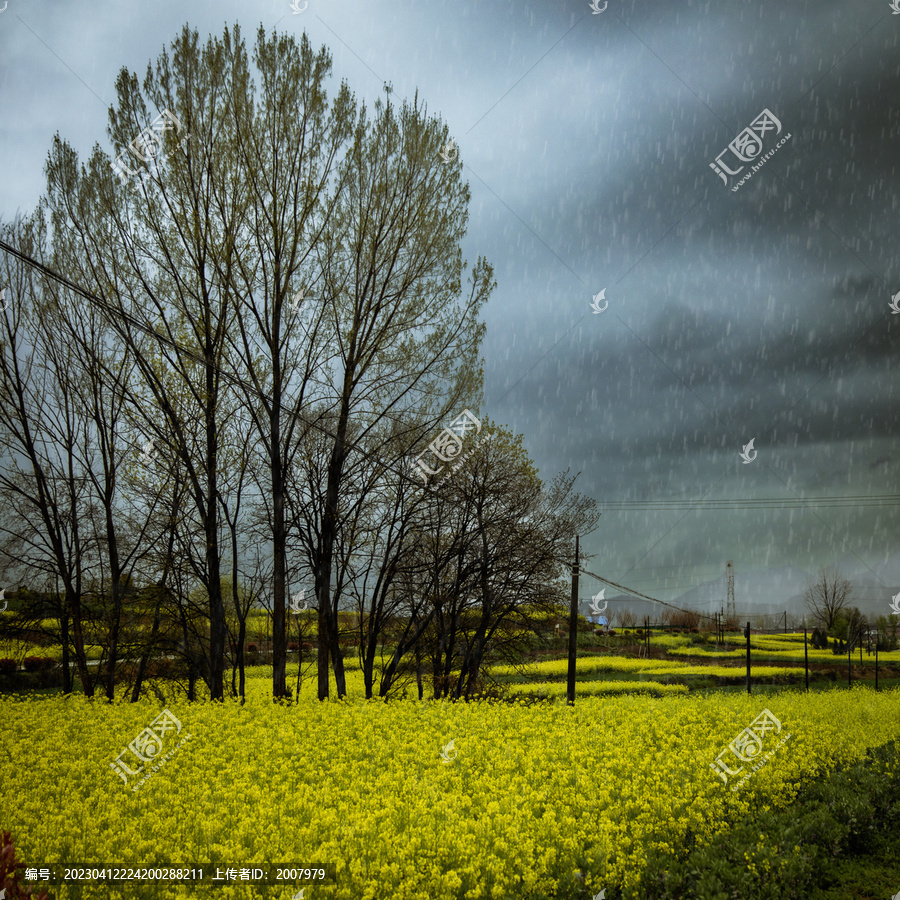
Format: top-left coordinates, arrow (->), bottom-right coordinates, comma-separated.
579,559 -> 899,625
835,550 -> 900,618
674,565 -> 811,617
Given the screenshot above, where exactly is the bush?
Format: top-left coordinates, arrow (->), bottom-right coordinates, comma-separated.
22,657 -> 54,672
641,737 -> 900,899
0,658 -> 17,675
288,642 -> 298,652
811,626 -> 829,649
146,658 -> 174,679
247,643 -> 258,654
664,608 -> 702,630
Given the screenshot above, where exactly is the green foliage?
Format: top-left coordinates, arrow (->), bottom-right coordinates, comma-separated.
21,657 -> 54,672
811,627 -> 828,650
640,737 -> 900,900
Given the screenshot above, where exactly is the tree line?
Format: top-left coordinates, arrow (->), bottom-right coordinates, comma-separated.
0,23 -> 597,703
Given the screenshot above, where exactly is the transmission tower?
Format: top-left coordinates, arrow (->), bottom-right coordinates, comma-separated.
726,560 -> 735,619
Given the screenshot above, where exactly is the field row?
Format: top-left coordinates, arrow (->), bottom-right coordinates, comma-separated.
3,682 -> 900,898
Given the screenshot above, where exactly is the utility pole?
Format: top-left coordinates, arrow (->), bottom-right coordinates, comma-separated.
726,561 -> 736,620
804,625 -> 809,693
566,536 -> 579,706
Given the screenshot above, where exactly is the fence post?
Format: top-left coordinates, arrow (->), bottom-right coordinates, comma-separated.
875,640 -> 879,691
745,621 -> 751,695
804,626 -> 809,693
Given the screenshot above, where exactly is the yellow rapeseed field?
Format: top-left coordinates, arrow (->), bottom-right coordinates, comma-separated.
493,655 -> 802,680
2,681 -> 900,899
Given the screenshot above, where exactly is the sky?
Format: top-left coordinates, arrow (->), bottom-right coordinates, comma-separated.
1,0 -> 898,614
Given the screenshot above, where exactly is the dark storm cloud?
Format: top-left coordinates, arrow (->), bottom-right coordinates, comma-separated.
0,0 -> 897,602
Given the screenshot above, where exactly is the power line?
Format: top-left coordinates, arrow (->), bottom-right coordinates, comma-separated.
2,239 -> 894,619
598,494 -> 900,510
0,237 -> 427,494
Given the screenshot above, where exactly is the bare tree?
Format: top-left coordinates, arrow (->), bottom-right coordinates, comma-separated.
214,28 -> 358,701
0,218 -> 95,696
803,566 -> 852,633
375,424 -> 598,701
308,90 -> 493,700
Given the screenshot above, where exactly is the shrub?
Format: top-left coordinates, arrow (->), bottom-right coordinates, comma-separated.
664,608 -> 702,630
22,657 -> 54,672
247,643 -> 258,653
641,737 -> 900,899
146,658 -> 174,679
811,626 -> 829,649
288,642 -> 298,652
0,658 -> 17,675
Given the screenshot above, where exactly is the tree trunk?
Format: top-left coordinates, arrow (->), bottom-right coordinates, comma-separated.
131,584 -> 165,702
204,370 -> 226,701
271,389 -> 287,700
59,598 -> 72,695
103,504 -> 124,701
66,584 -> 93,698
